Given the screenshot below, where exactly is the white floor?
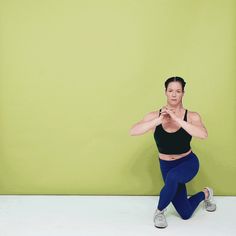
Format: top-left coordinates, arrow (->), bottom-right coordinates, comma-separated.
0,196 -> 235,236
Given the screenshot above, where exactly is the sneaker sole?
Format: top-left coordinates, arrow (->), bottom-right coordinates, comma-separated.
155,225 -> 167,229
206,206 -> 217,212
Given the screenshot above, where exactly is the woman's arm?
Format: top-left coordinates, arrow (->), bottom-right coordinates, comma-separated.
129,111 -> 161,136
166,110 -> 208,139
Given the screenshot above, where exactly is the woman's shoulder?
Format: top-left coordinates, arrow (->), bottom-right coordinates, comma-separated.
142,110 -> 159,121
186,110 -> 202,122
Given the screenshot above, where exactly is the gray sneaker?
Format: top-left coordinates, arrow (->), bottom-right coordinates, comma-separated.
153,209 -> 168,228
204,187 -> 216,212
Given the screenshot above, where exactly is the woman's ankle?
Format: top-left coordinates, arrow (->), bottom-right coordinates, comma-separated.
203,188 -> 209,200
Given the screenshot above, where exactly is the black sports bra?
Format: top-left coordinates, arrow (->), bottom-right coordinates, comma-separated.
153,109 -> 192,154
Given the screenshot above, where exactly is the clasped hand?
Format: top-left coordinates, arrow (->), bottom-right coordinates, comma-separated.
160,106 -> 179,122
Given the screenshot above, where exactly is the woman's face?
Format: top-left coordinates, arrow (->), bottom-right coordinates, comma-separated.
165,81 -> 184,105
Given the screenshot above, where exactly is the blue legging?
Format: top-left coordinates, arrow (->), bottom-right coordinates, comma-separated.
157,151 -> 205,220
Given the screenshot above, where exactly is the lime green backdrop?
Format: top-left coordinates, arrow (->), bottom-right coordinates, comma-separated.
0,0 -> 235,195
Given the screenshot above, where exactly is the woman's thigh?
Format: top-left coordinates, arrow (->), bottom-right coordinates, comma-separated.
165,155 -> 200,184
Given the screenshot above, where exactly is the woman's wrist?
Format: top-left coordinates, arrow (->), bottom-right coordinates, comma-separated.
155,117 -> 162,126
175,117 -> 184,125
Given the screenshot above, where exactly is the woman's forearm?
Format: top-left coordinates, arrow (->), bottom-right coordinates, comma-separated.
176,118 -> 208,139
130,118 -> 161,136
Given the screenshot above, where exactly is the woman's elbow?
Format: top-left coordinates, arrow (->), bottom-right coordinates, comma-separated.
129,129 -> 135,136
199,131 -> 208,139
129,128 -> 139,136
129,124 -> 144,136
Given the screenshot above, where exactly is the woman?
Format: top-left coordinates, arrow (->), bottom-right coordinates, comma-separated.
129,76 -> 216,228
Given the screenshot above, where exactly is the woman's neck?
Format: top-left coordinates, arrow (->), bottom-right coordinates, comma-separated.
166,103 -> 184,112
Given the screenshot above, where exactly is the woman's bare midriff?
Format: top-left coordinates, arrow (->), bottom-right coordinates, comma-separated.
159,149 -> 192,161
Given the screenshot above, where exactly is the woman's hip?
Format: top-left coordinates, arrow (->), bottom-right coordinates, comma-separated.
159,151 -> 200,179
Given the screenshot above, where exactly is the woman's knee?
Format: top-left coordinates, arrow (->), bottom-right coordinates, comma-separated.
180,212 -> 192,220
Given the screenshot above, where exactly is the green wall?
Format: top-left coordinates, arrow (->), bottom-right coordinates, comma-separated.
0,0 -> 235,195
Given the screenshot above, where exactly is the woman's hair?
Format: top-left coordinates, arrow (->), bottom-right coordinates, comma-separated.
164,76 -> 186,91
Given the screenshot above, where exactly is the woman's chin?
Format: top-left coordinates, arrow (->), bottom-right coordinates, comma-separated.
169,100 -> 178,105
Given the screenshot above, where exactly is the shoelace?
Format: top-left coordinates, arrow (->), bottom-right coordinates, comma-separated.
154,211 -> 166,222
157,213 -> 165,221
205,200 -> 212,208
205,199 -> 216,209
154,208 -> 166,217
